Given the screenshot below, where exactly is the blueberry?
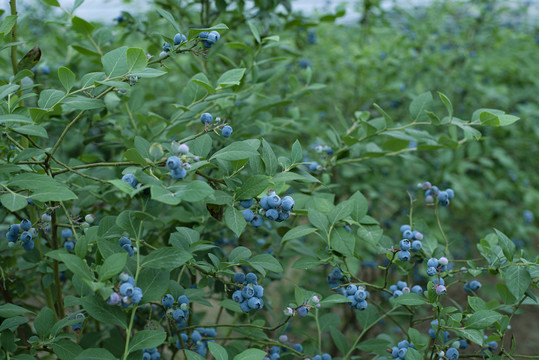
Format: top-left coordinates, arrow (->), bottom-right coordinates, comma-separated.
251,215 -> 263,227
354,289 -> 367,301
391,346 -> 399,357
469,280 -> 481,291
239,300 -> 250,312
200,112 -> 213,124
20,231 -> 32,243
108,292 -> 121,305
281,196 -> 295,211
397,347 -> 407,358
400,224 -> 411,233
427,258 -> 439,268
222,125 -> 233,138
446,348 -> 459,360
171,167 -> 187,179
399,239 -> 411,250
166,156 -> 182,170
119,236 -> 131,247
412,231 -> 423,240
357,300 -> 368,310
439,199 -> 450,207
202,40 -> 213,48
6,231 -> 18,242
435,285 -> 447,295
321,354 -> 332,360
331,267 -> 343,280
62,228 -> 73,239
178,295 -> 189,305
446,188 -> 455,199
346,284 -> 357,295
313,356 -> 322,360
120,282 -> 134,297
393,290 -> 403,298
411,285 -> 423,295
23,239 -> 34,250
173,309 -> 186,321
207,31 -> 220,44
438,191 -> 448,201
122,243 -> 134,256
241,285 -> 255,299
240,199 -> 253,208
253,285 -> 264,297
233,272 -> 246,283
411,240 -> 422,251
402,230 -> 413,239
20,219 -> 32,231
297,306 -> 308,317
398,340 -> 409,348
64,241 -> 75,251
278,211 -> 290,221
267,195 -> 281,208
174,33 -> 183,45
245,272 -> 258,284
265,209 -> 279,221
232,290 -> 243,303
398,250 -> 411,261
397,281 -> 407,290
8,224 -> 20,234
131,287 -> 143,303
389,284 -> 398,292
247,297 -> 263,309
293,343 -> 302,352
162,294 -> 174,307
242,209 -> 255,222
163,42 -> 172,52
121,174 -> 137,188
429,328 -> 436,339
198,32 -> 209,39
309,161 -> 319,171
433,278 -> 445,286
459,339 -> 468,349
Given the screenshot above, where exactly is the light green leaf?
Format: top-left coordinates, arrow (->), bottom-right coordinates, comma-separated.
233,348 -> 267,360
229,246 -> 252,263
224,206 -> 246,237
247,20 -> 260,43
0,15 -> 18,35
51,340 -> 83,360
0,316 -> 28,332
208,342 -> 228,360
38,89 -> 65,110
63,96 -> 105,111
261,139 -> 278,176
393,293 -> 428,306
248,254 -> 283,273
128,330 -> 167,353
58,66 -> 76,92
102,46 -> 128,77
503,265 -> 531,299
328,200 -> 353,225
308,209 -> 329,233
156,8 -> 181,33
58,253 -> 93,283
466,310 -> 501,329
0,114 -> 33,124
210,140 -> 259,161
330,227 -> 355,254
235,175 -> 269,200
494,228 -> 515,262
142,247 -> 192,270
281,225 -> 318,243
409,91 -> 433,121
14,124 -> 48,138
217,68 -> 246,88
0,193 -> 28,212
126,47 -> 148,73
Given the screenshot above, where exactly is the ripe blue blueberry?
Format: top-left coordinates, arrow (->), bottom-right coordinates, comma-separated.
173,309 -> 186,321
281,196 -> 295,211
120,282 -> 134,297
309,161 -> 319,172
253,285 -> 264,297
446,188 -> 455,199
245,272 -> 258,284
411,285 -> 423,295
119,236 -> 131,247
232,290 -> 244,303
293,343 -> 302,352
200,112 -> 213,124
122,243 -> 134,256
131,287 -> 143,303
207,31 -> 220,44
427,258 -> 439,268
251,215 -> 263,227
64,241 -> 75,251
354,289 -> 367,301
62,228 -> 73,239
313,356 -> 322,360
241,285 -> 255,299
243,209 -> 255,222
397,281 -> 407,290
240,199 -> 253,208
321,353 -> 332,360
428,328 -> 436,339
233,272 -> 246,283
174,33 -> 183,45
438,191 -> 448,202
198,32 -> 209,39
435,285 -> 447,295
267,194 -> 281,208
163,42 -> 172,52
399,239 -> 411,250
20,219 -> 31,231
240,300 -> 250,312
191,330 -> 202,343
178,295 -> 189,306
398,340 -> 409,348
446,348 -> 459,360
402,230 -> 413,239
397,348 -> 407,358
6,231 -> 18,242
433,278 -> 445,286
439,199 -> 450,207
411,240 -> 422,251
171,167 -> 187,180
459,339 -> 468,349
162,294 -> 174,307
166,156 -> 182,170
20,231 -> 32,243
265,209 -> 279,221
398,250 -> 411,261
23,240 -> 34,250
393,290 -> 403,298
121,174 -> 137,188
248,297 -> 263,309
400,224 -> 411,233
469,280 -> 481,291
278,211 -> 290,221
297,306 -> 308,317
222,125 -> 233,138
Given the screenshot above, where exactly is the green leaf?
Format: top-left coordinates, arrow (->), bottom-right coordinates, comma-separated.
98,253 -> 128,281
208,342 -> 228,360
330,227 -> 355,255
373,103 -> 393,127
156,8 -> 181,33
210,140 -> 259,161
131,68 -> 167,78
63,96 -> 105,111
81,296 -> 127,328
38,89 -> 65,110
34,307 -> 55,338
308,209 -> 329,234
330,326 -> 349,354
102,46 -> 128,77
479,110 -> 520,126
71,16 -> 94,35
246,20 -> 261,43
217,68 -> 246,88
248,254 -> 283,273
321,294 -> 352,305
349,191 -> 368,222
0,114 -> 33,124
357,338 -> 392,354
494,228 -> 515,262
75,348 -> 116,360
126,48 -> 148,73
0,15 -> 18,35
405,347 -> 423,360
438,92 -> 453,118
261,139 -> 278,175
13,124 -> 48,138
393,293 -> 428,306
41,0 -> 60,6
328,200 -> 353,224
281,225 -> 318,243
58,66 -> 76,92
0,303 -> 34,317
51,340 -> 83,360
0,193 -> 28,212
0,84 -> 19,100
454,329 -> 483,346
409,91 -> 433,121
57,253 -> 93,283
116,210 -> 142,238
356,306 -> 379,329
229,246 -> 252,263
137,268 -> 170,303
503,265 -> 531,299
235,175 -> 269,200
466,310 -> 502,329
128,330 -> 167,353
185,350 -> 208,360
142,247 -> 192,270
233,348 -> 267,360
496,283 -> 517,305
0,316 -> 28,332
291,140 -> 302,163
224,206 -> 246,237
292,256 -> 323,269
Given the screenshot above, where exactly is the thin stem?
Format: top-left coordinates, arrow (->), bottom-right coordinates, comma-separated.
434,202 -> 449,254
315,308 -> 322,353
9,0 -> 18,76
51,162 -> 139,176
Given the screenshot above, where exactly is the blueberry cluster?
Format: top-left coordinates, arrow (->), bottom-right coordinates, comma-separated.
313,143 -> 334,156
162,294 -> 191,328
263,335 -> 304,360
119,236 -> 137,256
388,281 -> 423,298
482,336 -> 498,355
142,347 -> 161,360
396,225 -> 424,261
428,319 -> 450,342
421,181 -> 455,207
71,313 -> 85,333
311,354 -> 332,360
5,220 -> 36,250
62,228 -> 76,252
389,340 -> 416,359
174,32 -> 187,45
107,273 -> 143,306
175,327 -> 217,356
327,267 -> 346,292
464,280 -> 482,292
122,173 -> 138,188
242,192 -> 294,227
426,257 -> 448,295
198,31 -> 221,48
344,284 -> 370,310
166,155 -> 191,180
232,272 -> 264,312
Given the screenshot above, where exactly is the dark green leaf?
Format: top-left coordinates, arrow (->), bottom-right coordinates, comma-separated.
142,247 -> 192,270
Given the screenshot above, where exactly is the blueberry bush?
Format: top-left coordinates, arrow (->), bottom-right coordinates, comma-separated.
1,0 -> 538,359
